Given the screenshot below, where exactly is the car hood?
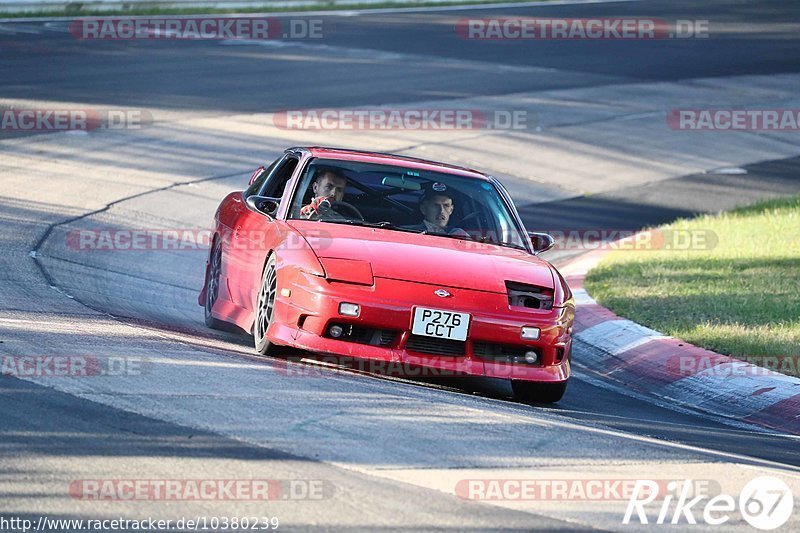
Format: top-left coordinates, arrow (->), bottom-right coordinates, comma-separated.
288,220 -> 554,293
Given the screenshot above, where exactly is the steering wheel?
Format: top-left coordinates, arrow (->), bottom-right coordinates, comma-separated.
459,211 -> 481,225
332,201 -> 365,221
453,210 -> 487,242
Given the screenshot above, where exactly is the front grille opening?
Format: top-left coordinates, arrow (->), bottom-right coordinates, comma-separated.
473,342 -> 541,365
378,329 -> 396,346
506,281 -> 554,310
405,335 -> 466,356
556,348 -> 565,362
325,324 -> 397,346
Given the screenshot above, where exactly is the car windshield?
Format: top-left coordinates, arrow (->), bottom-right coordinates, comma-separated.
288,158 -> 528,251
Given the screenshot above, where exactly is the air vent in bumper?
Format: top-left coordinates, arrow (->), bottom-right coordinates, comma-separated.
325,324 -> 397,346
405,335 -> 466,356
473,342 -> 542,365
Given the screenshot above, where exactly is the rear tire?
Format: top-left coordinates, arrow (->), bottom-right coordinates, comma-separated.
204,237 -> 227,330
511,380 -> 568,403
254,255 -> 279,356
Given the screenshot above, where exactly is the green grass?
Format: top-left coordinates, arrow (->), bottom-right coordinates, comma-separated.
585,194 -> 800,376
0,0 -> 544,19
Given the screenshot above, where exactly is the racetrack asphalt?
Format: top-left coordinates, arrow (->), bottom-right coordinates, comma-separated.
2,0 -> 800,530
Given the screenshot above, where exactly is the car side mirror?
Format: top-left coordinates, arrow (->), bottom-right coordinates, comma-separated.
528,232 -> 556,254
249,166 -> 266,186
246,195 -> 280,217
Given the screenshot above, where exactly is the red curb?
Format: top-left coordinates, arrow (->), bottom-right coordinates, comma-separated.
573,303 -> 618,330
743,394 -> 800,436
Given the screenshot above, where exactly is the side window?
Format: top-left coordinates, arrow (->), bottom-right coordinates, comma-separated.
263,157 -> 299,199
245,156 -> 282,197
288,164 -> 318,219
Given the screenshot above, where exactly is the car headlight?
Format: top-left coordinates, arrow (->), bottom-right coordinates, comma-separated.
318,258 -> 374,286
506,281 -> 554,310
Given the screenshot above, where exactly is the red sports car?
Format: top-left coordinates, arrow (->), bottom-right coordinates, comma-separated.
199,147 -> 574,402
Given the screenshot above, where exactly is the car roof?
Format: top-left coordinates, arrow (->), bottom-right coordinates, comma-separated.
291,146 -> 491,181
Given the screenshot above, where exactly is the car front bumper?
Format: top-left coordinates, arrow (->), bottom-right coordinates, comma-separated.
269,272 -> 573,383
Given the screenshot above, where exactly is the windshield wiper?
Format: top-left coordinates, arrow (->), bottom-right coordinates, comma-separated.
421,231 -> 527,251
324,220 -> 422,234
369,221 -> 422,233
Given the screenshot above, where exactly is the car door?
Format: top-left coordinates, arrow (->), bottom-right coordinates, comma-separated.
228,154 -> 300,310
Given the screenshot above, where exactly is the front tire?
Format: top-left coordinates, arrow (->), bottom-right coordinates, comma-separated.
511,380 -> 568,403
254,255 -> 279,356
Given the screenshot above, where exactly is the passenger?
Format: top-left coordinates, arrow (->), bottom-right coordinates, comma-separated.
412,185 -> 469,237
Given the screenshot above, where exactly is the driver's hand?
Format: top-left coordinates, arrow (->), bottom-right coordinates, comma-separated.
301,196 -> 334,219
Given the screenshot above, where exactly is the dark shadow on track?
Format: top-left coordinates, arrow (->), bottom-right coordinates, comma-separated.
520,156 -> 800,234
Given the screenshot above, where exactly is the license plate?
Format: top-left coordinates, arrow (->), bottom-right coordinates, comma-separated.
411,307 -> 470,341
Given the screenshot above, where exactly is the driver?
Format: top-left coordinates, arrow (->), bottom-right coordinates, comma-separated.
300,168 -> 348,220
413,184 -> 469,237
